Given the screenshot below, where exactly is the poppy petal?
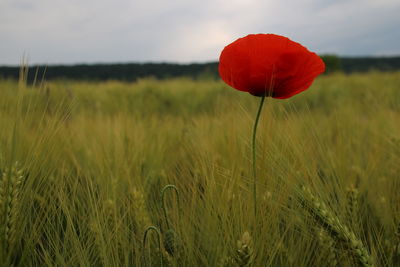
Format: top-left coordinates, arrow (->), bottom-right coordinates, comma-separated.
218,34 -> 325,98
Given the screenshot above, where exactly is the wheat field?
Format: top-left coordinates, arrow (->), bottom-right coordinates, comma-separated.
0,71 -> 399,266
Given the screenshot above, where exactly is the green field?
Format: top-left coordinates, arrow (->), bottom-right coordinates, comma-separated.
0,72 -> 399,266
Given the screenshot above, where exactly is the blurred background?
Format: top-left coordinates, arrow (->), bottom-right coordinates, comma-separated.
1,0 -> 400,80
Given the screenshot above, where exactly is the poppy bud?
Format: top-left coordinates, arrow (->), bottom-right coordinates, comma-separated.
163,229 -> 180,256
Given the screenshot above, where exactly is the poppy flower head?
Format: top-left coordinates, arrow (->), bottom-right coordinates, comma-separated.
218,34 -> 325,99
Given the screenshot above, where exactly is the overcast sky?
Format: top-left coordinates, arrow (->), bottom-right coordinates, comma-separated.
0,0 -> 399,65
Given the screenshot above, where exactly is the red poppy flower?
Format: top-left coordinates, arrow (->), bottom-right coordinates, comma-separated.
218,34 -> 325,99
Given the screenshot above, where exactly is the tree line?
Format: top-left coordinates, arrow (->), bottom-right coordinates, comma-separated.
0,56 -> 399,82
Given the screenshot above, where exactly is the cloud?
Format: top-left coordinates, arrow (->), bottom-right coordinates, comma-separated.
0,0 -> 399,65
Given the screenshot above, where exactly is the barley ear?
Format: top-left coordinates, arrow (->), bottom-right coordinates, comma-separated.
0,170 -> 6,245
0,163 -> 25,253
392,222 -> 400,265
6,165 -> 24,249
318,228 -> 339,267
235,231 -> 253,266
300,185 -> 374,267
346,184 -> 359,226
131,187 -> 151,233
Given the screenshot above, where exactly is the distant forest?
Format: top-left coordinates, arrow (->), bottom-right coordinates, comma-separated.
0,55 -> 399,82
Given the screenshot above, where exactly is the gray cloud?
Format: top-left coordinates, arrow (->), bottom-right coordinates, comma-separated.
0,0 -> 399,65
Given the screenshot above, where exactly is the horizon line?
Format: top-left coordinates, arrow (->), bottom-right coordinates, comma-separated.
1,54 -> 400,68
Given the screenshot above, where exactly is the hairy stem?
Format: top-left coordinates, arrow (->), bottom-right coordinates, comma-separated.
252,95 -> 266,219
161,185 -> 180,230
143,226 -> 163,267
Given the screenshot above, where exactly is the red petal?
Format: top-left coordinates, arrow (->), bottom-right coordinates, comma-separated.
218,34 -> 325,98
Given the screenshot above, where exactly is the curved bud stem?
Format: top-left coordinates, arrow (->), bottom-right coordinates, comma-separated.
161,185 -> 180,230
143,226 -> 163,267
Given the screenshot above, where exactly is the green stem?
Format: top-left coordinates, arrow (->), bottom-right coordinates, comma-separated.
161,185 -> 180,230
143,226 -> 163,267
252,95 -> 266,219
